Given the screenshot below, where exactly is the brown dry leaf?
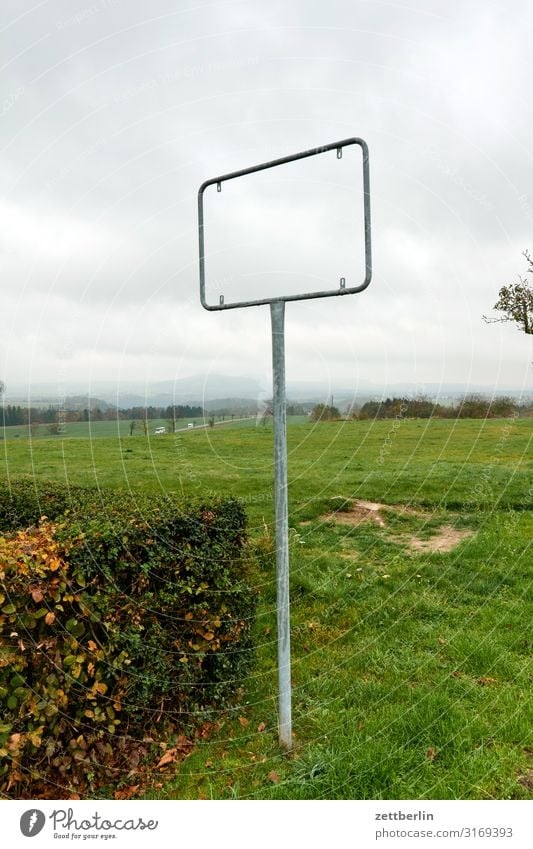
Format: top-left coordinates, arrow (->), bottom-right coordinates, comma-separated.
114,785 -> 140,800
45,611 -> 55,625
238,716 -> 249,728
451,670 -> 463,678
268,770 -> 281,784
426,747 -> 438,762
31,588 -> 44,603
257,722 -> 266,733
156,749 -> 176,769
438,638 -> 447,645
477,676 -> 497,686
205,760 -> 214,769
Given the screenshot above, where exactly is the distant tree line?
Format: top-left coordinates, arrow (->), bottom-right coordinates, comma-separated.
122,405 -> 204,421
3,396 -> 531,431
2,406 -> 60,426
354,395 -> 525,420
1,404 -> 204,427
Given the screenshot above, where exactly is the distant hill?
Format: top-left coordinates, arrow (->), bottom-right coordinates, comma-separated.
4,375 -> 531,409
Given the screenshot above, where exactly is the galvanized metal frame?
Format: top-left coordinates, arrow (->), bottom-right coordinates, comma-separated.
198,137 -> 371,310
198,138 -> 371,751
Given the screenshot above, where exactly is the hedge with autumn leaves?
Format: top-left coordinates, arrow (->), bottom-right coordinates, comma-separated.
0,479 -> 258,797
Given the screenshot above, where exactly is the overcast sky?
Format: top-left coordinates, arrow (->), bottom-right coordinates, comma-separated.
2,0 -> 533,400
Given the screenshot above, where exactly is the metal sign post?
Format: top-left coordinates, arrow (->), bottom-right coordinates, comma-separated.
270,299 -> 291,749
198,138 -> 372,750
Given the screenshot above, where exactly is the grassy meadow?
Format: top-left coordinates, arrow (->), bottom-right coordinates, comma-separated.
1,416 -> 532,799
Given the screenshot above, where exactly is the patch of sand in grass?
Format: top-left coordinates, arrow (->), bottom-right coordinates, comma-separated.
324,499 -> 473,553
407,526 -> 474,553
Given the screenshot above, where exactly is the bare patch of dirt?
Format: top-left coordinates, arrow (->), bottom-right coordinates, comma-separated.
325,499 -> 431,528
407,526 -> 474,553
323,499 -> 473,554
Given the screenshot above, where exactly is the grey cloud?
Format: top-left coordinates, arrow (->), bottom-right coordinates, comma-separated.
1,0 -> 532,393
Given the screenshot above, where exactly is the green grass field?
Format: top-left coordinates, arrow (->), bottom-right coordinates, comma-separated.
1,417 -> 532,799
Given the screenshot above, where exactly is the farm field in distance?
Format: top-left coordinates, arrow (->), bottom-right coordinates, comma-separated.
0,413 -> 293,441
1,416 -> 532,799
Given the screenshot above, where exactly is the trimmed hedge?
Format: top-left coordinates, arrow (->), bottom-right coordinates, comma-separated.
0,479 -> 258,797
0,477 -> 80,533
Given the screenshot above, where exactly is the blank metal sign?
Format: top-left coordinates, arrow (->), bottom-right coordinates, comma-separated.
198,138 -> 371,310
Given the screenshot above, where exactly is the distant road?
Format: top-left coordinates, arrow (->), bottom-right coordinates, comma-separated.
167,416 -> 256,434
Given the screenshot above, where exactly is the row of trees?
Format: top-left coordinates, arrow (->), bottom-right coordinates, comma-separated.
3,395 -> 529,431
2,405 -> 61,426
355,394 -> 521,420
1,404 -> 204,427
308,395 -> 529,422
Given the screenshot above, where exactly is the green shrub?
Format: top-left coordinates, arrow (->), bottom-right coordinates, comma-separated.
0,480 -> 258,798
0,477 -> 85,532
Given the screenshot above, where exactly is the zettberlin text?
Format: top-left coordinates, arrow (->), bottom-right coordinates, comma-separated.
375,811 -> 434,821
